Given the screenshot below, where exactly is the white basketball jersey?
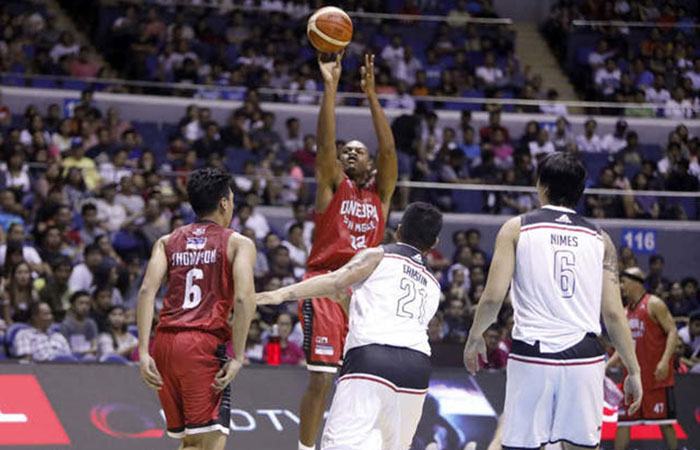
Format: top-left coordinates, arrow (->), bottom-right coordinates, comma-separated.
511,205 -> 604,352
345,243 -> 442,356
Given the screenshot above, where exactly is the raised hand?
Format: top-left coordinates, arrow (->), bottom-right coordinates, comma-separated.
318,51 -> 344,88
360,53 -> 376,95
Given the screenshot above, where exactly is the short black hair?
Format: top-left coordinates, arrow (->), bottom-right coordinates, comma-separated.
399,202 -> 443,252
84,242 -> 103,257
537,153 -> 587,208
649,254 -> 664,265
50,255 -> 73,271
681,277 -> 697,288
69,290 -> 90,305
186,167 -> 232,217
81,203 -> 97,215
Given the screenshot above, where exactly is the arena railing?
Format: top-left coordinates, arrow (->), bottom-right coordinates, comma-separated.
1,72 -> 667,114
571,19 -> 700,29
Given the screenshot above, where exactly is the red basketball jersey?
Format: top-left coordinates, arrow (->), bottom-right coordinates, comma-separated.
625,293 -> 674,389
306,176 -> 385,271
157,221 -> 235,341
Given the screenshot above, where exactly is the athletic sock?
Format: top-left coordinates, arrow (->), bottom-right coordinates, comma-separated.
299,442 -> 315,450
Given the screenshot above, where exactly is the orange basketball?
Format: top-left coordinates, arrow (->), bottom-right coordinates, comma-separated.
307,6 -> 353,53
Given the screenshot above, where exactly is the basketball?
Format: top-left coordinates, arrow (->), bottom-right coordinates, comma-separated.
307,6 -> 353,53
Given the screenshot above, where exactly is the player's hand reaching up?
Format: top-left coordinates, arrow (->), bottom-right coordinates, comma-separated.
360,53 -> 375,95
139,354 -> 163,390
318,50 -> 343,88
623,372 -> 643,415
463,335 -> 487,375
212,358 -> 243,392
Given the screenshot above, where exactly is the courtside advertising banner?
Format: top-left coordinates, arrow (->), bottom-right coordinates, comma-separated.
0,364 -> 697,449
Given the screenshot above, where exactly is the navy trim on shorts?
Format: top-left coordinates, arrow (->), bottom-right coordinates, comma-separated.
215,344 -> 231,430
301,299 -> 314,363
503,438 -> 599,450
510,333 -> 604,360
340,344 -> 431,390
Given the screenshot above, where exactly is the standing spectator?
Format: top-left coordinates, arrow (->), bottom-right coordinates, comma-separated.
50,32 -> 80,63
601,120 -> 629,153
576,119 -> 603,152
380,35 -> 404,72
97,305 -> 137,361
59,291 -> 98,359
13,302 -> 72,361
394,46 -> 422,86
594,58 -> 622,100
479,324 -> 508,369
263,312 -> 304,365
588,40 -> 614,69
68,243 -> 103,293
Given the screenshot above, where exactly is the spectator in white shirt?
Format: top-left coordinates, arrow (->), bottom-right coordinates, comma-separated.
95,184 -> 128,232
282,223 -> 308,279
594,58 -> 622,99
576,118 -> 603,152
664,87 -> 694,119
99,149 -> 133,186
529,129 -> 555,159
50,31 -> 80,63
393,46 -> 423,86
588,40 -> 614,69
385,81 -> 416,110
475,53 -> 504,88
97,305 -> 137,361
684,58 -> 700,91
645,74 -> 671,106
381,35 -> 404,72
539,89 -> 569,116
13,302 -> 72,361
68,243 -> 104,293
678,311 -> 700,361
0,223 -> 44,272
601,120 -> 629,153
284,203 -> 315,251
243,193 -> 270,240
657,143 -> 681,176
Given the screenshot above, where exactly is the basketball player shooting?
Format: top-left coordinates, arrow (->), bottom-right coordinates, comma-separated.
259,202 -> 443,450
463,153 -> 643,450
137,168 -> 257,450
296,51 -> 398,450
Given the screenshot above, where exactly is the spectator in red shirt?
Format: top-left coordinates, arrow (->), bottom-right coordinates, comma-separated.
292,134 -> 316,176
479,110 -> 510,143
479,324 -> 509,369
263,312 -> 305,365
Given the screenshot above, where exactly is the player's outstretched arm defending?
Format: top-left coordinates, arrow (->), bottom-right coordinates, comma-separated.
257,248 -> 384,305
213,234 -> 257,392
463,217 -> 520,375
362,53 -> 398,218
600,232 -> 643,414
137,236 -> 170,390
315,51 -> 345,213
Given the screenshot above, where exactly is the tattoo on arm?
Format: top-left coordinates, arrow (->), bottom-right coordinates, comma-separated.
603,233 -> 620,286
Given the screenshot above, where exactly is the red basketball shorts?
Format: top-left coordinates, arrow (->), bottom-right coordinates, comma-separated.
617,383 -> 676,426
152,329 -> 231,438
298,270 -> 349,373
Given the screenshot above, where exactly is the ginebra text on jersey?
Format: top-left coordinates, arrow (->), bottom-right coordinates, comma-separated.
339,200 -> 379,221
171,249 -> 218,267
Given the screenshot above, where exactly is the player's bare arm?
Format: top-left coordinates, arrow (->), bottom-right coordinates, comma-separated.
362,53 -> 398,219
647,295 -> 678,382
136,235 -> 170,390
315,51 -> 345,213
257,247 -> 384,306
464,216 -> 520,375
213,234 -> 257,392
600,231 -> 643,414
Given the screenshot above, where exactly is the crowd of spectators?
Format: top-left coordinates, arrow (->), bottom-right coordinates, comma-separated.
543,0 -> 700,118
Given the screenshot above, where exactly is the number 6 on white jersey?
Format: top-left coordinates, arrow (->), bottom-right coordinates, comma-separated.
183,268 -> 204,309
